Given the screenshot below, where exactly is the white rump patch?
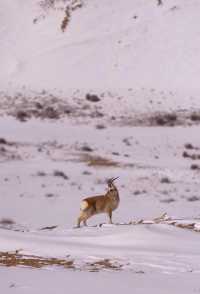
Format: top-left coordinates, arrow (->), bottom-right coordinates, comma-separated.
80,200 -> 88,211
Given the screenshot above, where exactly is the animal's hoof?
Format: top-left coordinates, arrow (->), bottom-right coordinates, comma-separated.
73,225 -> 80,229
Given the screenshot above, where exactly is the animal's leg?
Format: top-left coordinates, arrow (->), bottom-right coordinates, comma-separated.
76,211 -> 86,228
83,219 -> 88,226
108,210 -> 113,224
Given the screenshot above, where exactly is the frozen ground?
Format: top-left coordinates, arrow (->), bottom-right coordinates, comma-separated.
1,0 -> 200,293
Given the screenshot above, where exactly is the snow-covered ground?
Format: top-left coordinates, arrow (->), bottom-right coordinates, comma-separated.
1,117 -> 200,293
1,0 -> 200,293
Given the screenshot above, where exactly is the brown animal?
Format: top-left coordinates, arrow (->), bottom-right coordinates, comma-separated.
76,177 -> 119,227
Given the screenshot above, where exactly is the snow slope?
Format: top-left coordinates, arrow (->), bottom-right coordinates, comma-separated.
1,1 -> 200,293
1,223 -> 200,274
2,266 -> 200,294
1,0 -> 200,95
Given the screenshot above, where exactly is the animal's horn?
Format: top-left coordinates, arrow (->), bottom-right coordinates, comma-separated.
110,177 -> 119,182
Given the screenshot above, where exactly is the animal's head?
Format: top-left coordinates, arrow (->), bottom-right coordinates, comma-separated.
107,177 -> 119,190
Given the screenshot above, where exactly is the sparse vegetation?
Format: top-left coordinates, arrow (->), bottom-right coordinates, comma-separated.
0,251 -> 123,272
40,225 -> 58,230
16,110 -> 30,122
184,143 -> 195,150
81,154 -> 119,167
0,218 -> 15,226
190,112 -> 200,122
0,138 -> 8,144
190,164 -> 199,170
61,7 -> 71,32
160,177 -> 171,184
81,145 -> 93,152
0,251 -> 74,269
96,124 -> 106,130
87,259 -> 122,272
53,170 -> 69,180
160,198 -> 175,203
37,171 -> 47,177
45,193 -> 56,198
151,113 -> 177,126
187,196 -> 200,202
86,93 -> 101,103
157,0 -> 162,5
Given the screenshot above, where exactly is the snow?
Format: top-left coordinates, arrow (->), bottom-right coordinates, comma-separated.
1,0 -> 200,293
0,117 -> 200,293
1,223 -> 200,275
2,266 -> 200,294
1,0 -> 200,96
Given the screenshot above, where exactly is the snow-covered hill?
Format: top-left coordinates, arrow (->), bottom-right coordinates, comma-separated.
1,1 -> 200,294
1,0 -> 200,95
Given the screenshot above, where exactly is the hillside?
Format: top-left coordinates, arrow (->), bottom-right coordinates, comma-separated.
1,1 -> 200,294
1,0 -> 200,95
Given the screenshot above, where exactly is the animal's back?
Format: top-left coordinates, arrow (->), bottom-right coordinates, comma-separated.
81,195 -> 107,212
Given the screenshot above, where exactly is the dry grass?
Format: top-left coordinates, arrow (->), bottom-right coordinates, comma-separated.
61,7 -> 71,32
81,154 -> 119,167
169,222 -> 197,231
0,251 -> 74,269
0,252 -> 123,272
86,259 -> 122,272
